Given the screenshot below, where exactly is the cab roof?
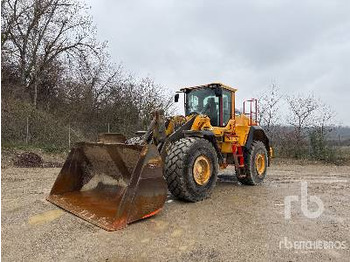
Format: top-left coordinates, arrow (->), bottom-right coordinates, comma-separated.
179,82 -> 237,93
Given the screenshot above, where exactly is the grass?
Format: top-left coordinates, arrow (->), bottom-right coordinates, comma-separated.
2,142 -> 69,154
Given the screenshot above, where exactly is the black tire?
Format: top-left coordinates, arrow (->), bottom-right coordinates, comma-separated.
164,137 -> 218,202
237,140 -> 268,185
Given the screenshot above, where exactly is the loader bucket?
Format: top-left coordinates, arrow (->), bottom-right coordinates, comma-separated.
47,142 -> 167,231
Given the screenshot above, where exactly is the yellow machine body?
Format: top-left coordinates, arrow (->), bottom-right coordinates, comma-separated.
166,83 -> 270,168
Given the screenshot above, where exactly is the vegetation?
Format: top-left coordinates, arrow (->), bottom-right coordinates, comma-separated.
1,0 -> 172,152
257,84 -> 347,164
1,0 -> 348,164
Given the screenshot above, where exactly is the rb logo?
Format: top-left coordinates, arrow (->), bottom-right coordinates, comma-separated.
284,181 -> 324,219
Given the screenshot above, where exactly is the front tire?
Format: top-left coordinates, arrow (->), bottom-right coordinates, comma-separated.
237,140 -> 268,185
164,137 -> 218,202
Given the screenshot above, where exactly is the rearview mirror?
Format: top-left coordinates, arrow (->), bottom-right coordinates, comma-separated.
174,93 -> 179,103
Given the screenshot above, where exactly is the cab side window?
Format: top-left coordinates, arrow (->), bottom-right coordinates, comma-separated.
222,90 -> 232,126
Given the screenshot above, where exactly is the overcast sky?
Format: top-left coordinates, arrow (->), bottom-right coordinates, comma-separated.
87,0 -> 350,125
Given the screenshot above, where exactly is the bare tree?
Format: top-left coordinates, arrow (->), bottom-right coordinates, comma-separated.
286,93 -> 320,157
134,77 -> 173,127
1,0 -> 97,107
313,103 -> 335,135
257,83 -> 283,139
1,0 -> 173,147
57,48 -> 173,136
308,103 -> 336,160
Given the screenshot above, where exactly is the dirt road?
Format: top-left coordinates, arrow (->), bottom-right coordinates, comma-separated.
2,164 -> 350,261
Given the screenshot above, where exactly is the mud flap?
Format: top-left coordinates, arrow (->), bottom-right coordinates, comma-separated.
47,142 -> 167,231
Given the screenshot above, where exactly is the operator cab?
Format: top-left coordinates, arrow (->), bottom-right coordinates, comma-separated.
176,83 -> 236,127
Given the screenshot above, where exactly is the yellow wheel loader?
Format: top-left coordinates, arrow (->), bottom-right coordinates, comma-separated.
47,83 -> 272,231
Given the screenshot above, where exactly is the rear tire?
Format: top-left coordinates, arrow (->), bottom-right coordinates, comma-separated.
164,137 -> 218,202
237,140 -> 268,185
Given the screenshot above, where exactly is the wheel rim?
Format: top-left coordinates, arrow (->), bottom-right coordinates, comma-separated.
255,153 -> 266,176
193,155 -> 211,185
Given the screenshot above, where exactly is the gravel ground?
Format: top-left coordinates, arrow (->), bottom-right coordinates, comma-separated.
1,164 -> 350,261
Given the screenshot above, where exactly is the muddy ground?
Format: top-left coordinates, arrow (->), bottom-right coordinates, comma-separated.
1,164 -> 350,261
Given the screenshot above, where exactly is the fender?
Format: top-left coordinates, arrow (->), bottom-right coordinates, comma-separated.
245,126 -> 271,166
183,130 -> 224,165
159,116 -> 197,160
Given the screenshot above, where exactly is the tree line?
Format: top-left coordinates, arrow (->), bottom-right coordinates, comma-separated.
1,0 -> 345,163
1,0 -> 172,149
257,84 -> 342,163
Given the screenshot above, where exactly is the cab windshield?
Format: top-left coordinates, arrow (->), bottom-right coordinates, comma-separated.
186,88 -> 219,126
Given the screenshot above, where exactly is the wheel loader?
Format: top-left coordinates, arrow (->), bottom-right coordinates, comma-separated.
47,83 -> 272,231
